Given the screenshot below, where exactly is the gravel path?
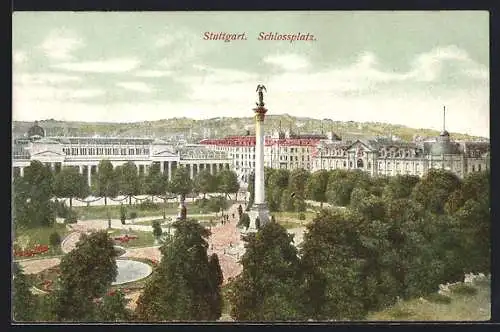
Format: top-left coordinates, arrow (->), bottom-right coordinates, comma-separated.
19,257 -> 61,275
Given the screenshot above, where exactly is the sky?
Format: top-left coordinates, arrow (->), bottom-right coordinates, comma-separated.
12,11 -> 489,137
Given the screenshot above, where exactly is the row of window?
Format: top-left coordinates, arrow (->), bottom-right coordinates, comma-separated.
63,147 -> 150,156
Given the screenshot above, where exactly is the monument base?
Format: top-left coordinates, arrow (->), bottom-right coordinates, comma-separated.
247,203 -> 270,231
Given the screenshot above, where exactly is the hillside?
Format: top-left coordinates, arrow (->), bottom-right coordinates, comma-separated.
12,115 -> 486,142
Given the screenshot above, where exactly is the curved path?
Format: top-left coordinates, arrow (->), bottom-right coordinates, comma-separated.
18,257 -> 61,275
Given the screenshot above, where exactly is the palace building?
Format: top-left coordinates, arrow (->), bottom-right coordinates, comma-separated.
311,130 -> 490,179
199,128 -> 327,184
12,122 -> 232,186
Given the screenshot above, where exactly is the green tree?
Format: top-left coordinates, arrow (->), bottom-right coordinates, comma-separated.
325,170 -> 355,207
118,162 -> 141,205
194,169 -> 216,199
49,231 -> 62,248
120,204 -> 127,225
169,166 -> 193,197
228,222 -> 304,321
288,169 -> 310,212
97,160 -> 120,206
238,213 -> 251,229
266,169 -> 289,212
382,174 -> 420,201
411,169 -> 461,215
53,167 -> 89,209
280,189 -> 294,212
12,263 -> 37,322
152,220 -> 163,240
217,169 -> 240,200
350,188 -> 386,222
97,290 -> 132,322
52,230 -> 118,321
135,219 -> 222,321
300,209 -> 368,320
306,169 -> 329,208
246,172 -> 255,211
13,161 -> 55,228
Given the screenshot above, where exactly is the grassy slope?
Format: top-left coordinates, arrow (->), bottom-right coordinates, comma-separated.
366,281 -> 491,321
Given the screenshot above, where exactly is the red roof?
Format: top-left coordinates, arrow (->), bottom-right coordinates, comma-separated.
199,136 -> 321,147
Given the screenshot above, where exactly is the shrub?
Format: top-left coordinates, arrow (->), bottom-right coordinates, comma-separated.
53,200 -> 70,218
389,307 -> 413,319
298,212 -> 306,221
65,210 -> 78,224
271,215 -> 276,223
255,217 -> 261,229
207,197 -> 228,213
152,221 -> 163,238
120,205 -> 127,225
195,198 -> 209,208
238,213 -> 250,229
425,293 -> 452,304
129,211 -> 138,220
49,232 -> 61,248
138,200 -> 159,210
449,284 -> 478,296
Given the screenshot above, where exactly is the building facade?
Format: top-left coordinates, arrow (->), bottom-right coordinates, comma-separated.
12,123 -> 232,186
199,129 -> 326,184
312,130 -> 490,179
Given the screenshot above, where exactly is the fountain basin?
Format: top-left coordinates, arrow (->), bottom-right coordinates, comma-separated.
112,259 -> 153,285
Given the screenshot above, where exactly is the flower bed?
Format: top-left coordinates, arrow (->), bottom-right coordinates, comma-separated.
113,235 -> 138,244
14,244 -> 50,258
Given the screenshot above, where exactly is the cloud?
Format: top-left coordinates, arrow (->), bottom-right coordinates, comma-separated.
116,81 -> 153,93
40,29 -> 84,61
135,70 -> 173,77
13,51 -> 27,65
263,53 -> 310,71
408,45 -> 488,82
14,73 -> 82,85
13,85 -> 103,102
53,58 -> 140,73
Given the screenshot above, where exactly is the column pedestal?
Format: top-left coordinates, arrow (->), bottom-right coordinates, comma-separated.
248,202 -> 270,231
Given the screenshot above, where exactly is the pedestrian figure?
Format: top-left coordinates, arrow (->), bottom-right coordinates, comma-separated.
230,242 -> 233,248
232,213 -> 235,219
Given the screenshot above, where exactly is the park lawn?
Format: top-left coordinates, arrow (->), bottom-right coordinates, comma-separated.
110,229 -> 156,248
272,211 -> 316,228
366,281 -> 490,321
73,202 -> 205,220
14,223 -> 69,256
133,214 -> 219,226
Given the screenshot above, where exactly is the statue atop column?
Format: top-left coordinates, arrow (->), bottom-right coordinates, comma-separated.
256,84 -> 267,107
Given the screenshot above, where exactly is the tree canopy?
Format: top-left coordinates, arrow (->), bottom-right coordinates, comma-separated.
135,219 -> 222,321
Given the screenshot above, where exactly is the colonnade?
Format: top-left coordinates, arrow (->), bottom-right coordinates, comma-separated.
13,160 -> 232,187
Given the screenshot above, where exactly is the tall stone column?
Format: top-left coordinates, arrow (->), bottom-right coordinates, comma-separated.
79,165 -> 84,174
210,163 -> 215,175
87,165 -> 92,187
190,163 -> 194,179
249,84 -> 270,230
160,161 -> 165,174
167,161 -> 172,181
19,167 -> 24,177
